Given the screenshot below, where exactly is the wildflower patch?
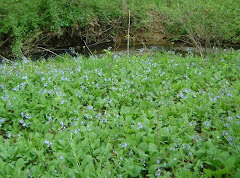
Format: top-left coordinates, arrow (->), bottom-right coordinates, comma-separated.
0,51 -> 239,177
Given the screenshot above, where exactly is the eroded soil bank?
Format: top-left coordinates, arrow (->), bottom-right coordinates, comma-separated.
0,11 -> 171,58
0,10 -> 239,59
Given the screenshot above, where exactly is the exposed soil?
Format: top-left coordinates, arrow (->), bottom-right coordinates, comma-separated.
1,11 -> 239,59
115,11 -> 168,44
0,11 -> 171,58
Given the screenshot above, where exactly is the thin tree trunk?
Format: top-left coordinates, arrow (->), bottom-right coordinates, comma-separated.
127,10 -> 131,56
121,0 -> 127,11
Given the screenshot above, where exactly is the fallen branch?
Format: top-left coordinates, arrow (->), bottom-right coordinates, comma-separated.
88,34 -> 112,47
37,46 -> 68,60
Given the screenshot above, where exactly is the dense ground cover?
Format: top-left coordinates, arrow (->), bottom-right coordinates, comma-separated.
0,51 -> 240,177
0,0 -> 239,56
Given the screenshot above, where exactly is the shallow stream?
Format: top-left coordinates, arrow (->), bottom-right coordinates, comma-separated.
21,41 -> 240,60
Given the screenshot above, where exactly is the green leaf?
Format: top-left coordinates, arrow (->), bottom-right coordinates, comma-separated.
5,163 -> 15,174
126,135 -> 138,146
234,169 -> 240,177
15,158 -> 25,169
89,132 -> 97,142
0,158 -> 5,170
138,142 -> 148,152
149,143 -> 158,154
149,164 -> 159,174
220,152 -> 229,160
204,169 -> 213,177
224,157 -> 235,170
133,166 -> 144,176
82,155 -> 93,169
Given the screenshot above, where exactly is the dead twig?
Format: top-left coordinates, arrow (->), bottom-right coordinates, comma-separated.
83,40 -> 93,55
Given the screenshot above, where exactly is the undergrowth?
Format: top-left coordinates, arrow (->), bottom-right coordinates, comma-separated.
160,0 -> 240,47
0,51 -> 239,177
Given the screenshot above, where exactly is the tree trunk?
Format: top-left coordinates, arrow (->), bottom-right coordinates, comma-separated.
121,0 -> 127,11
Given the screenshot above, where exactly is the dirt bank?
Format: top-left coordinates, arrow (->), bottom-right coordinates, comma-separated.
0,11 -> 171,58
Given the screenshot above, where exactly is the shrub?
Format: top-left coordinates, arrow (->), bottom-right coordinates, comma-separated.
160,0 -> 240,46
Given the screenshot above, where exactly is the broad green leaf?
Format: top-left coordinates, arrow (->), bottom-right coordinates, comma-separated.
138,142 -> 148,152
224,157 -> 235,170
15,158 -> 25,169
149,143 -> 158,154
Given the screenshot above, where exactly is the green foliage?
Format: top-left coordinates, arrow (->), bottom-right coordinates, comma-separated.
1,0 -> 240,55
0,51 -> 239,177
0,0 -> 150,56
160,0 -> 240,45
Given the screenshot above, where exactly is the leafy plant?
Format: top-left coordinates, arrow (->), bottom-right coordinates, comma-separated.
0,50 -> 239,176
